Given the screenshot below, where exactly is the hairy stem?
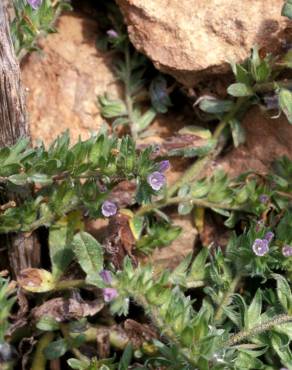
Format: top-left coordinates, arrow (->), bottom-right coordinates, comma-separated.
53,279 -> 86,290
226,314 -> 292,347
167,97 -> 249,197
124,46 -> 137,140
31,332 -> 54,370
136,195 -> 245,217
214,274 -> 242,324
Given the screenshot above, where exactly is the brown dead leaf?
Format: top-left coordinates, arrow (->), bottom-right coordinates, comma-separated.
123,319 -> 158,348
32,297 -> 104,322
104,212 -> 136,268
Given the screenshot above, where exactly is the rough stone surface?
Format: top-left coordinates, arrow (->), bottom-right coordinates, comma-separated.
217,107 -> 292,177
21,12 -> 120,145
116,0 -> 289,86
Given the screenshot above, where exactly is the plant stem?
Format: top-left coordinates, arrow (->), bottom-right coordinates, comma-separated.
136,195 -> 244,217
31,332 -> 54,370
124,46 -> 137,140
253,79 -> 292,94
225,314 -> 292,347
214,274 -> 242,324
167,97 -> 249,197
53,279 -> 86,290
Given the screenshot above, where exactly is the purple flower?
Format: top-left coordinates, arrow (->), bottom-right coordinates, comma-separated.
101,201 -> 117,217
158,160 -> 170,173
106,29 -> 119,38
100,270 -> 112,284
264,231 -> 274,244
147,171 -> 165,191
263,95 -> 279,110
259,194 -> 269,204
27,0 -> 42,9
282,245 -> 292,257
252,238 -> 269,257
103,288 -> 118,302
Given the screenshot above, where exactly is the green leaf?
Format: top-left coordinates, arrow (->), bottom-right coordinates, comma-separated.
8,173 -> 28,185
282,0 -> 292,19
136,108 -> 156,131
118,343 -> 133,370
36,316 -> 60,331
188,248 -> 209,281
72,232 -> 104,286
229,118 -> 246,147
227,83 -> 253,97
29,173 -> 52,185
278,88 -> 292,124
99,95 -> 127,118
198,98 -> 233,114
245,289 -> 262,329
44,338 -> 68,360
273,274 -> 292,314
49,215 -> 79,280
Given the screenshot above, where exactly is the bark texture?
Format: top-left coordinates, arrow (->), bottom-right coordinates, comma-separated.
0,2 -> 40,275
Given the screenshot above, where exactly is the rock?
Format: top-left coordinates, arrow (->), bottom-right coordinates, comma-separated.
21,12 -> 121,145
116,0 -> 289,86
217,106 -> 292,177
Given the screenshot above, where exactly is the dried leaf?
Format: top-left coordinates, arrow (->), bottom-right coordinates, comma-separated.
33,297 -> 104,323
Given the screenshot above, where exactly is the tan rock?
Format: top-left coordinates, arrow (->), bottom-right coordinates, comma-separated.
21,12 -> 121,145
116,0 -> 289,86
217,106 -> 292,177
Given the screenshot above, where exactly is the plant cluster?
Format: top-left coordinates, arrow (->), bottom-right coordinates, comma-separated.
11,0 -> 70,60
0,1 -> 292,369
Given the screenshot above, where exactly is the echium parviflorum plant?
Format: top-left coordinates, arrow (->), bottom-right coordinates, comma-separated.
1,128 -> 292,369
11,0 -> 71,60
1,1 -> 292,369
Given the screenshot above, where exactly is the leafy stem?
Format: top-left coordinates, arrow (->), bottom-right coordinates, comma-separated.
225,314 -> 292,347
136,195 -> 245,217
31,332 -> 54,370
124,46 -> 137,140
214,274 -> 242,324
167,97 -> 250,197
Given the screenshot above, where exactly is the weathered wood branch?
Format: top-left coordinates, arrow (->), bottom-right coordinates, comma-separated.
0,2 -> 40,275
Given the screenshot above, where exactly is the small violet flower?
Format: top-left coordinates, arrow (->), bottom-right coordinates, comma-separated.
158,160 -> 170,173
100,270 -> 112,284
263,95 -> 279,110
101,201 -> 117,217
252,238 -> 269,257
27,0 -> 42,9
264,231 -> 274,244
106,29 -> 119,38
259,194 -> 269,204
147,171 -> 166,191
282,245 -> 292,257
103,287 -> 118,302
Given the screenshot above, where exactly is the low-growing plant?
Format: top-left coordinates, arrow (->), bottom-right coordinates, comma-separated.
1,1 -> 292,369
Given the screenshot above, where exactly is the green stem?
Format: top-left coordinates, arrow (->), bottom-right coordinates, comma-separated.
136,195 -> 244,217
214,274 -> 242,324
167,97 -> 249,197
124,46 -> 137,140
225,314 -> 292,347
31,332 -> 54,370
53,279 -> 86,290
